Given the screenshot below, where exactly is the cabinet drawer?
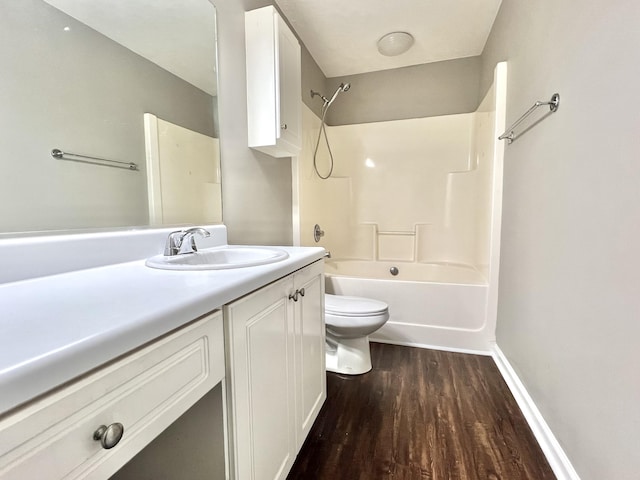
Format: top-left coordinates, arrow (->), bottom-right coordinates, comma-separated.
0,311 -> 224,480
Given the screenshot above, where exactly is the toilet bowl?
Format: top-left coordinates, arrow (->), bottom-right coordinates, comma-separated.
325,294 -> 389,375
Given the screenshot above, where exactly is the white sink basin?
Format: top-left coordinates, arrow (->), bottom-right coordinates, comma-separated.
145,246 -> 289,271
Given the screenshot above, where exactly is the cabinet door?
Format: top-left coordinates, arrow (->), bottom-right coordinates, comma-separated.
293,261 -> 326,447
276,13 -> 301,155
225,277 -> 296,480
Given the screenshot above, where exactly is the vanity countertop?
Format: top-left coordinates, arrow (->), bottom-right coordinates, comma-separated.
0,243 -> 324,416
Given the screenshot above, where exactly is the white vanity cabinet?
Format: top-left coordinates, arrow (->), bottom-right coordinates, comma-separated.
225,260 -> 325,480
245,6 -> 302,158
0,312 -> 224,480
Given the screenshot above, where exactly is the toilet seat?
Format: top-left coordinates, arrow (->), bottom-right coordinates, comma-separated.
325,294 -> 388,317
324,294 -> 389,339
325,311 -> 389,328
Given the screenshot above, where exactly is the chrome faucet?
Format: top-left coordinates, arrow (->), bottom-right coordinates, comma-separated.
164,227 -> 211,256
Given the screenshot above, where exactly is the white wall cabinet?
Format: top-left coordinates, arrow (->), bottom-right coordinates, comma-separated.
225,260 -> 325,480
245,6 -> 302,158
0,312 -> 224,480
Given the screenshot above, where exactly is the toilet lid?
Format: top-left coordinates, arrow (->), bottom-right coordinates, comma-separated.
325,294 -> 388,316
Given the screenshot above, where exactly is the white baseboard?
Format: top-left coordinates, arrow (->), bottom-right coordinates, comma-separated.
490,343 -> 581,480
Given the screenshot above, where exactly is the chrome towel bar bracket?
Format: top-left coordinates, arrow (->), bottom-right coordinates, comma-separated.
498,93 -> 560,144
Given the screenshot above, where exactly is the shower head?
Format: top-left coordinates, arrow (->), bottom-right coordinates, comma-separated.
326,82 -> 351,107
312,83 -> 352,109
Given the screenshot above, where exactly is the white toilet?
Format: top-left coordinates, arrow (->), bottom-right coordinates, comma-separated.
324,293 -> 390,375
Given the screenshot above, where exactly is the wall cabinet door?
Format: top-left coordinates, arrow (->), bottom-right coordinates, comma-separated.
275,13 -> 302,155
245,6 -> 301,158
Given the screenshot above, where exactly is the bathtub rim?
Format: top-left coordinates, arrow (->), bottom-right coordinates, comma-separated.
324,259 -> 488,287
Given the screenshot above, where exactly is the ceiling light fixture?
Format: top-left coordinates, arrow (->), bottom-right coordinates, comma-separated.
377,31 -> 414,57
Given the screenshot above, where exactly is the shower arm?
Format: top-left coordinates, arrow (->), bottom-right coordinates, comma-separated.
310,90 -> 329,104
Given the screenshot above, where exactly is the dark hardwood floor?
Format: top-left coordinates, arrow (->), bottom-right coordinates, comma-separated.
288,343 -> 555,480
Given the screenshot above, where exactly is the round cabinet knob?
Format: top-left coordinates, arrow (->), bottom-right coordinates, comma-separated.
281,123 -> 288,130
93,423 -> 124,449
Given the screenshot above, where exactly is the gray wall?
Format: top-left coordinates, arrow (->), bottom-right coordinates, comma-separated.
0,0 -> 214,233
482,1 -> 640,478
301,43 -> 328,119
214,0 -> 294,245
251,0 -> 481,126
325,57 -> 482,125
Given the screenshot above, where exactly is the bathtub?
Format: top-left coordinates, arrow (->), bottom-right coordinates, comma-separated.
324,260 -> 492,354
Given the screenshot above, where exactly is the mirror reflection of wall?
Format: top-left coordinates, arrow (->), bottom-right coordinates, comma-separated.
145,114 -> 222,226
0,0 -> 220,234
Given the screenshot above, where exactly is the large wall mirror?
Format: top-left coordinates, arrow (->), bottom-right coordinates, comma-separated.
0,0 -> 221,235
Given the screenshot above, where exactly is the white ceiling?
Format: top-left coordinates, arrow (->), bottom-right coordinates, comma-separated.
43,0 -> 218,96
275,0 -> 502,78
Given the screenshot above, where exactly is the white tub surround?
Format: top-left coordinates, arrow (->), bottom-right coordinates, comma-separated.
297,110 -> 490,266
0,225 -> 324,415
297,62 -> 507,354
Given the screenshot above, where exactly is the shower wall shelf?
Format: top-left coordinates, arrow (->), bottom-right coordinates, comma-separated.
51,149 -> 138,171
498,93 -> 560,144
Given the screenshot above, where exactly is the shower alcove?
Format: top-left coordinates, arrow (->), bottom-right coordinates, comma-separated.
295,62 -> 507,353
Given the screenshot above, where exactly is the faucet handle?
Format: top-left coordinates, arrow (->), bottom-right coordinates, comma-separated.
164,230 -> 186,256
177,227 -> 211,255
